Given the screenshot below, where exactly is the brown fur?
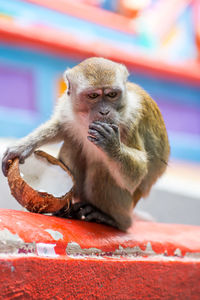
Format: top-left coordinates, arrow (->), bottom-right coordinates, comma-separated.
124,82 -> 170,200
80,58 -> 116,86
2,57 -> 170,231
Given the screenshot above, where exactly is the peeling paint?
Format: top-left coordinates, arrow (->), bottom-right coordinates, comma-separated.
0,229 -> 24,243
66,242 -> 158,258
44,229 -> 63,241
0,241 -> 36,255
145,242 -> 156,255
185,252 -> 200,259
18,243 -> 36,255
174,248 -> 182,257
113,242 -> 156,257
114,245 -> 141,256
164,250 -> 168,256
66,242 -> 102,256
65,241 -> 200,260
36,243 -> 58,257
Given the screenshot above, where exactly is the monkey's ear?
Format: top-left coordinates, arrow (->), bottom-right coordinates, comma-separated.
120,64 -> 129,83
63,69 -> 72,96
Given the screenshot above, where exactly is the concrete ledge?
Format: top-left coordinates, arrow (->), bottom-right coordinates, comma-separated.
0,209 -> 200,299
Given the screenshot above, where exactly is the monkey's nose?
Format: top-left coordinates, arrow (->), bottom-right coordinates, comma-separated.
99,110 -> 110,116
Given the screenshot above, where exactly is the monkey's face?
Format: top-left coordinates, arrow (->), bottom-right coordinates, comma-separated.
64,57 -> 129,128
75,87 -> 125,126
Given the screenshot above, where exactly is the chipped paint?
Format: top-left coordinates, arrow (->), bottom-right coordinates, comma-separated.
66,241 -> 158,258
185,252 -> 200,259
0,229 -> 36,255
0,228 -> 24,243
36,243 -> 58,257
44,229 -> 63,241
0,241 -> 36,255
66,242 -> 102,256
174,248 -> 182,257
113,242 -> 156,257
65,241 -> 200,260
0,210 -> 200,263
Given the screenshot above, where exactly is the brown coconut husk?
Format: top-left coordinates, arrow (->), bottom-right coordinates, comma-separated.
7,150 -> 74,214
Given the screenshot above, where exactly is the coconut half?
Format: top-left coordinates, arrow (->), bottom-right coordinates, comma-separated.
7,150 -> 74,213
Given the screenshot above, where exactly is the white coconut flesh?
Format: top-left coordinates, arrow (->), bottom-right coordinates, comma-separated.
19,153 -> 73,197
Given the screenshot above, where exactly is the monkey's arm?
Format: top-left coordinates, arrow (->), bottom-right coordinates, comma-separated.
2,118 -> 63,176
114,143 -> 148,193
88,121 -> 148,194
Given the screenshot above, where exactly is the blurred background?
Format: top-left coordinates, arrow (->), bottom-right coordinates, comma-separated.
0,0 -> 199,224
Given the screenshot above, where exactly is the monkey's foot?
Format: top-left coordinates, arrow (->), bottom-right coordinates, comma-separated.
54,202 -> 118,228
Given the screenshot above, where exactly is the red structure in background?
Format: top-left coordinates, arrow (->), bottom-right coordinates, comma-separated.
26,0 -> 136,34
0,17 -> 199,86
0,209 -> 200,299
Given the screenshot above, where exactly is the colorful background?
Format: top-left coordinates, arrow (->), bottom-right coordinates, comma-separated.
0,0 -> 200,224
0,0 -> 200,162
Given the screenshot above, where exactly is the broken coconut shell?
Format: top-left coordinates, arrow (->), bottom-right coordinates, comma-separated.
7,150 -> 74,213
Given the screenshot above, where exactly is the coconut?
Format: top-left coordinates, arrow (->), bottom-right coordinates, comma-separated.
7,150 -> 74,213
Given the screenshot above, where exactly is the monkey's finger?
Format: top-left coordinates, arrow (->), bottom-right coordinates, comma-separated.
76,205 -> 94,220
94,122 -> 118,139
71,202 -> 89,212
92,121 -> 114,134
85,211 -> 117,227
110,124 -> 119,134
2,158 -> 12,177
2,161 -> 8,177
19,157 -> 25,164
89,123 -> 109,138
98,122 -> 115,135
88,129 -> 103,140
2,152 -> 17,176
87,136 -> 98,143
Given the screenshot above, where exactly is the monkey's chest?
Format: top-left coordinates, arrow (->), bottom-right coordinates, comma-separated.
82,138 -> 107,164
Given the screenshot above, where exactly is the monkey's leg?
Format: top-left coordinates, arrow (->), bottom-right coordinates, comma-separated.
54,202 -> 118,228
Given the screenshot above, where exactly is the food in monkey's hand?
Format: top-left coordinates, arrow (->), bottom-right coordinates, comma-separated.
7,150 -> 74,213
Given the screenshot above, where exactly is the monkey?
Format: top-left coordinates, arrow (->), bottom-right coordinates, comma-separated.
2,57 -> 170,231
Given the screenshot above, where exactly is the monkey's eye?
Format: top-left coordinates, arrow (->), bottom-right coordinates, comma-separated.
107,92 -> 117,98
88,93 -> 99,99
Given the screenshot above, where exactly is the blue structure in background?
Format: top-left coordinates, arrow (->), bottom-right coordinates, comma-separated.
0,44 -> 199,162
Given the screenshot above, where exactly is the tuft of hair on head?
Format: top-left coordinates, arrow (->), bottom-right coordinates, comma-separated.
63,57 -> 129,93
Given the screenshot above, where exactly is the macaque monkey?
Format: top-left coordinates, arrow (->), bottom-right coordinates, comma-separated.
2,57 -> 170,231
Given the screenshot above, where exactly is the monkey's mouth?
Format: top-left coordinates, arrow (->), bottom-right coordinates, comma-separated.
92,116 -> 119,125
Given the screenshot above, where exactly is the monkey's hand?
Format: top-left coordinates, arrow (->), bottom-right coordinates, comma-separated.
2,145 -> 33,177
88,121 -> 120,156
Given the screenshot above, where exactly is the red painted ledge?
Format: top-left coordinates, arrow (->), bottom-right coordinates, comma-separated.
0,209 -> 200,299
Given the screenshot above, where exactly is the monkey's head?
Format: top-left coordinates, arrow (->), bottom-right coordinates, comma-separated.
64,57 -> 129,126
